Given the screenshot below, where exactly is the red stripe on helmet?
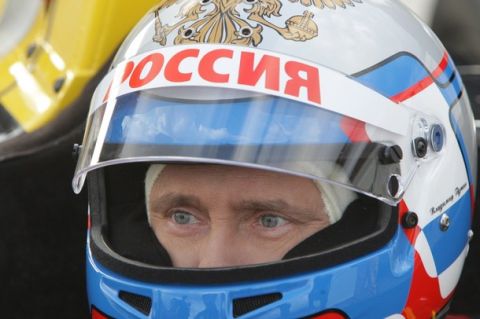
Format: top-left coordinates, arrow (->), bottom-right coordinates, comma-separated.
391,52 -> 449,103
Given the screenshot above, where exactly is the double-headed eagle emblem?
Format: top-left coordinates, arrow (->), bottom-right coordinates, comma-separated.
153,0 -> 362,46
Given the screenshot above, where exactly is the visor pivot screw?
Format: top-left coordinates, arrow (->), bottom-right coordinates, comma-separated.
413,137 -> 428,158
387,174 -> 402,198
440,213 -> 450,231
430,124 -> 445,152
72,144 -> 82,161
53,77 -> 65,93
380,145 -> 403,164
402,211 -> 418,229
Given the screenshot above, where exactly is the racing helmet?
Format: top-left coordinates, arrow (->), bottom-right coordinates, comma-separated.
73,0 -> 477,317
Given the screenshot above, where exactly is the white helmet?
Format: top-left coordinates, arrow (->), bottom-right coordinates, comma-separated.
74,1 -> 477,317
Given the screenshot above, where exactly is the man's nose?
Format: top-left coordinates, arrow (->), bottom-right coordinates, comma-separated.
197,224 -> 246,268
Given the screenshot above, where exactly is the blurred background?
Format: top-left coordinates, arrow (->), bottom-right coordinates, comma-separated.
0,1 -> 162,317
0,0 -> 479,317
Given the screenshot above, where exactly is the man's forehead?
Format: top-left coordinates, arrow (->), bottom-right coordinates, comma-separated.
149,164 -> 324,208
154,164 -> 316,185
152,192 -> 293,208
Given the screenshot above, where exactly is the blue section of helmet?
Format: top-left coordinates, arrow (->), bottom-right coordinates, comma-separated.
439,69 -> 463,107
422,191 -> 471,274
450,72 -> 463,101
86,226 -> 415,318
354,53 -> 463,107
354,54 -> 429,98
436,58 -> 455,86
105,92 -> 351,146
450,112 -> 474,186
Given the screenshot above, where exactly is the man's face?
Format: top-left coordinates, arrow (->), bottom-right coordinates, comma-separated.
148,164 -> 330,268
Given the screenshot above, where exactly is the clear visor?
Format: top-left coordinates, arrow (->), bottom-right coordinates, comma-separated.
73,84 -> 442,205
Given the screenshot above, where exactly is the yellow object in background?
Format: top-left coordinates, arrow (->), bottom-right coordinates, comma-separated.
0,0 -> 159,149
0,0 -> 47,87
0,0 -> 6,18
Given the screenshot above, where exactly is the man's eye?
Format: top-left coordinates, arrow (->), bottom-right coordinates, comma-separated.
259,215 -> 287,228
171,211 -> 199,225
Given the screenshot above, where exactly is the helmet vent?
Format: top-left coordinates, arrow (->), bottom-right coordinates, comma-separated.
233,293 -> 282,317
118,291 -> 152,315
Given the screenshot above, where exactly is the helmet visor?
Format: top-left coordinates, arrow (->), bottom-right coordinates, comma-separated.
74,86 -> 423,205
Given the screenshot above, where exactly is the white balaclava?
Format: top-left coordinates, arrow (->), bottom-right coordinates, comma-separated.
144,164 -> 356,225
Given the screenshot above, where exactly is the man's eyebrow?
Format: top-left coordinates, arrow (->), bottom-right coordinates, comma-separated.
233,199 -> 324,221
234,199 -> 289,212
150,193 -> 208,213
